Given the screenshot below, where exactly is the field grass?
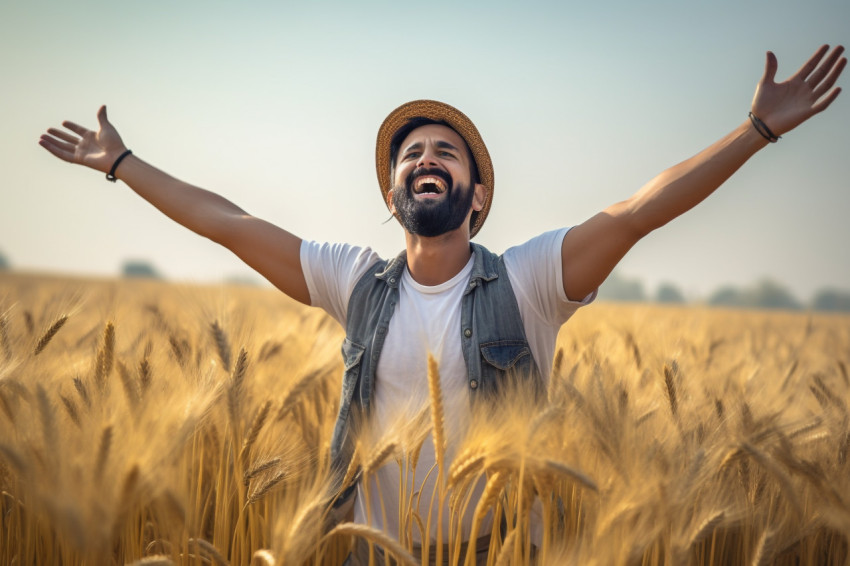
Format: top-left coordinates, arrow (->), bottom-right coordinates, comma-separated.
1,272 -> 849,565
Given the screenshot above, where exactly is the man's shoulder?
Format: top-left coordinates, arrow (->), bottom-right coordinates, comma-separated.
502,228 -> 569,263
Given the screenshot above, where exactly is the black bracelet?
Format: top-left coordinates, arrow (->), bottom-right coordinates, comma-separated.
106,149 -> 133,182
748,112 -> 781,143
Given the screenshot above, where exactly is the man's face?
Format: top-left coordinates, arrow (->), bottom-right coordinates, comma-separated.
389,124 -> 477,238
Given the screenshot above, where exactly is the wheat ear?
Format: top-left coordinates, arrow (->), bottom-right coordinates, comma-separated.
0,314 -> 11,361
210,320 -> 231,371
228,348 -> 249,424
240,400 -> 272,463
250,549 -> 276,566
188,538 -> 229,566
33,315 -> 68,355
94,321 -> 115,391
427,354 -> 446,566
494,529 -> 518,566
663,362 -> 678,418
94,424 -> 113,482
243,457 -> 282,487
276,368 -> 322,420
325,523 -> 418,566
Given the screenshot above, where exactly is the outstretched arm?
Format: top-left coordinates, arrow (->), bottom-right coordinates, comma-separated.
561,45 -> 846,301
39,106 -> 311,305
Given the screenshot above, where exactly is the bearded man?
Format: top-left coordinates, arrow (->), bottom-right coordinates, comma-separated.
39,45 -> 845,565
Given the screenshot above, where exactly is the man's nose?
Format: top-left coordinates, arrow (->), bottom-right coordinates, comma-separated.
416,146 -> 439,169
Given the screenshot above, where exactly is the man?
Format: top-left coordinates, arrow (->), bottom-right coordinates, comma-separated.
39,45 -> 845,564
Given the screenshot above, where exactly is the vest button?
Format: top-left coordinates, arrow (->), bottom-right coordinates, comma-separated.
389,277 -> 397,284
464,328 -> 472,338
469,379 -> 479,389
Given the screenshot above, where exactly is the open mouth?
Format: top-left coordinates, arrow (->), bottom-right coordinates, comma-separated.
412,175 -> 448,195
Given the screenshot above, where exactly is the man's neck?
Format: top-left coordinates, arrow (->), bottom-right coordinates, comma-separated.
403,229 -> 473,286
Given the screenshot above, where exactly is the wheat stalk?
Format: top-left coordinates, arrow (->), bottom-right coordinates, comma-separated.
663,362 -> 678,418
94,424 -> 113,482
94,321 -> 115,391
228,348 -> 249,424
240,400 -> 272,463
116,360 -> 141,407
250,549 -> 276,566
426,354 -> 447,566
750,528 -> 776,566
246,469 -> 286,505
210,320 -> 231,371
33,315 -> 68,355
59,394 -> 80,428
244,457 -> 282,487
0,314 -> 11,361
188,538 -> 229,566
325,522 -> 418,566
73,376 -> 91,409
362,438 -> 399,476
494,529 -> 518,566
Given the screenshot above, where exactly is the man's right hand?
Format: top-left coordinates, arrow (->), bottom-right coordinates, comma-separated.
39,105 -> 128,174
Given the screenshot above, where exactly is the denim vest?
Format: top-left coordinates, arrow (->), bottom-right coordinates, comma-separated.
329,243 -> 541,500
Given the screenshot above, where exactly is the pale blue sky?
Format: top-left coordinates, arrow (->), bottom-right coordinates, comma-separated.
1,0 -> 848,300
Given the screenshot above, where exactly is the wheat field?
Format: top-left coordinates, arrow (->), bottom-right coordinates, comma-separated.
1,272 -> 849,565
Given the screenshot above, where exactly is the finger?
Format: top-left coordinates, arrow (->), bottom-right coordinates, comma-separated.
762,51 -> 778,84
38,138 -> 76,163
806,45 -> 845,87
812,56 -> 847,99
39,134 -> 77,154
97,105 -> 109,128
811,86 -> 842,115
793,44 -> 830,81
46,127 -> 80,144
62,120 -> 90,137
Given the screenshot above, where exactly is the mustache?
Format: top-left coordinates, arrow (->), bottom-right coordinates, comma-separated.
405,167 -> 453,192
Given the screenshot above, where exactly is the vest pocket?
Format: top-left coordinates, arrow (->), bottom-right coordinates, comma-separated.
340,338 -> 366,407
331,338 -> 367,464
479,340 -> 531,370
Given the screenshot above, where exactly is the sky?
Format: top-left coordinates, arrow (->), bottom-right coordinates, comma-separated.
1,0 -> 848,302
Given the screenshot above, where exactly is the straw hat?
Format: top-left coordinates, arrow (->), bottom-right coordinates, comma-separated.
375,100 -> 494,238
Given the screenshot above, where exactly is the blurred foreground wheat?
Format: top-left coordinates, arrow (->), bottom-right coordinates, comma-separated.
1,272 -> 849,565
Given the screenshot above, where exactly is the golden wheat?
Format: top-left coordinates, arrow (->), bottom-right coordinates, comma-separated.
2,273 -> 850,565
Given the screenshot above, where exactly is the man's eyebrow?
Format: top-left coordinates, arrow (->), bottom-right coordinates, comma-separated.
435,141 -> 460,152
400,140 -> 461,157
401,141 -> 423,154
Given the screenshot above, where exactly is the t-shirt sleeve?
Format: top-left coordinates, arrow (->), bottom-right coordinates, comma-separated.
503,227 -> 596,328
300,240 -> 382,326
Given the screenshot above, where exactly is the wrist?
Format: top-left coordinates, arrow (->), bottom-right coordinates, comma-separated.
748,112 -> 781,143
106,149 -> 133,182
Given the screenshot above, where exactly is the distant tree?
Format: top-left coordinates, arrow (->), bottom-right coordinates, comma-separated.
749,279 -> 801,310
812,288 -> 850,312
708,279 -> 801,310
0,251 -> 8,271
599,271 -> 647,302
122,260 -> 160,278
708,286 -> 745,307
655,282 -> 686,304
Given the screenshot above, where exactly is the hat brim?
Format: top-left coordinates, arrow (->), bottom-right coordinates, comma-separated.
375,100 -> 493,239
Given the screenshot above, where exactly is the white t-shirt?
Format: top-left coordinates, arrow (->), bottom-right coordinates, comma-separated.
301,227 -> 594,542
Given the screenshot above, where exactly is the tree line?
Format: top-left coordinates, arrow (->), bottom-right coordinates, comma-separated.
599,271 -> 850,312
1,251 -> 847,312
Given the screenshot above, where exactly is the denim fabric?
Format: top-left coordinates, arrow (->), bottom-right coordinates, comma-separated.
329,243 -> 541,504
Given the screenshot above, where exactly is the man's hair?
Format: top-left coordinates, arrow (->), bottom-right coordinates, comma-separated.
389,117 -> 481,185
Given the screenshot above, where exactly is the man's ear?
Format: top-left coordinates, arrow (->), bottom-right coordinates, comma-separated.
386,188 -> 397,215
472,183 -> 488,212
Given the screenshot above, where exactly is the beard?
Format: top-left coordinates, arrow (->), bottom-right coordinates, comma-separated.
392,167 -> 474,238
